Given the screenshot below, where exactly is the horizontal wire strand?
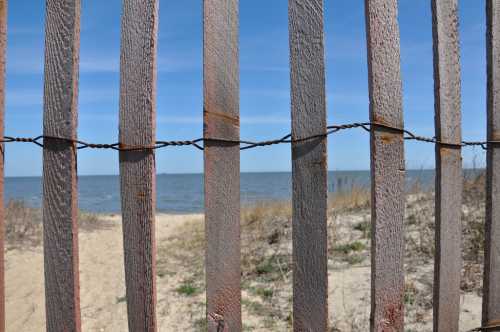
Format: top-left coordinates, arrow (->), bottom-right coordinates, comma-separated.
0,122 -> 495,151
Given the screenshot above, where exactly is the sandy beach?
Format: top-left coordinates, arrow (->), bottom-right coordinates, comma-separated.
5,204 -> 483,331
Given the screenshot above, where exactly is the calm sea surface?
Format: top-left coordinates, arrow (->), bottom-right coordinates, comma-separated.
4,170 -> 442,213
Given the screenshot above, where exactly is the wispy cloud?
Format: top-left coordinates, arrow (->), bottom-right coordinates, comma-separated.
242,88 -> 289,99
80,57 -> 120,73
10,27 -> 43,36
7,90 -> 42,107
7,88 -> 119,108
8,53 -> 200,75
241,65 -> 288,73
328,92 -> 368,107
157,115 -> 290,125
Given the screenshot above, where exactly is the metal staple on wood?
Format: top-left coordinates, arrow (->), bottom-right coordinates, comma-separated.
0,122 -> 496,151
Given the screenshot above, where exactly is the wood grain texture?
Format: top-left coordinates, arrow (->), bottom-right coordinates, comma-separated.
42,0 -> 81,331
364,0 -> 405,331
431,1 -> 463,331
0,3 -> 5,332
119,0 -> 158,331
484,0 -> 500,327
289,0 -> 328,330
203,0 -> 241,331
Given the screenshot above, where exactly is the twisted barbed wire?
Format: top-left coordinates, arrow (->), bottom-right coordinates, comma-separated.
0,122 -> 497,151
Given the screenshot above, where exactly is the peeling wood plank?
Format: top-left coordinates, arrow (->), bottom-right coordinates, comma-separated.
364,0 -> 405,331
119,0 -> 158,330
203,0 -> 241,331
484,0 -> 500,327
42,0 -> 81,331
0,2 -> 5,331
431,1 -> 463,331
289,0 -> 328,330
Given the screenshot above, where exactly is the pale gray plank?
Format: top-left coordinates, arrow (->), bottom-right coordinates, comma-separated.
203,0 -> 241,331
289,0 -> 328,330
42,0 -> 81,330
484,0 -> 500,328
365,0 -> 406,331
431,0 -> 463,331
119,0 -> 158,330
0,2 -> 6,331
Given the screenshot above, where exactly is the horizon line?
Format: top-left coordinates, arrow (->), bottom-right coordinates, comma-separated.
4,167 -> 485,178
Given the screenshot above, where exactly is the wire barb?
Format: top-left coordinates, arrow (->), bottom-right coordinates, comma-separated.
0,122 -> 494,151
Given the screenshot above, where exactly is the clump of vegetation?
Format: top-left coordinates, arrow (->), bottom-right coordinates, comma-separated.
334,241 -> 366,255
4,199 -> 107,249
176,280 -> 200,296
157,171 -> 489,330
116,295 -> 127,304
328,184 -> 370,214
5,200 -> 43,247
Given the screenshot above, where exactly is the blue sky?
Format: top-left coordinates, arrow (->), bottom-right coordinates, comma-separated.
5,1 -> 486,176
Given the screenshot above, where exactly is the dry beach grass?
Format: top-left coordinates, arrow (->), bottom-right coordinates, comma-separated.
4,173 -> 487,331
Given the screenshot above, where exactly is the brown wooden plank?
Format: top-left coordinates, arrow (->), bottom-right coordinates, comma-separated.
42,0 -> 81,331
0,2 -> 5,332
203,0 -> 241,330
484,0 -> 500,327
431,1 -> 463,331
289,0 -> 328,330
364,0 -> 405,331
118,0 -> 158,330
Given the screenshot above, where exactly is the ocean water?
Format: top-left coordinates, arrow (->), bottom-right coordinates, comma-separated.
3,170 -> 442,214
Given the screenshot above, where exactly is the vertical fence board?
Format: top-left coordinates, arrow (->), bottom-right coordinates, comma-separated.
364,0 -> 405,331
288,0 -> 328,330
484,0 -> 500,327
203,0 -> 241,331
42,0 -> 81,331
0,2 -> 5,332
119,0 -> 158,331
431,1 -> 463,331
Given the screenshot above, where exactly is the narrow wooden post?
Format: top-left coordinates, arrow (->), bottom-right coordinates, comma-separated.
484,0 -> 500,327
203,0 -> 241,330
364,0 -> 405,331
42,0 -> 81,331
431,1 -> 463,331
0,2 -> 6,332
288,0 -> 328,330
119,0 -> 158,331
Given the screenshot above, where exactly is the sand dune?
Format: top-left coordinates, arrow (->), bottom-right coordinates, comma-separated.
5,211 -> 482,331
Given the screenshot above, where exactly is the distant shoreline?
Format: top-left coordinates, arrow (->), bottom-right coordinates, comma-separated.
3,167 -> 486,179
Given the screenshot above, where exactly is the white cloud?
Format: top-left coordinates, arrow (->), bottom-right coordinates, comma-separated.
157,115 -> 290,125
6,88 -> 119,108
7,89 -> 42,107
241,65 -> 288,73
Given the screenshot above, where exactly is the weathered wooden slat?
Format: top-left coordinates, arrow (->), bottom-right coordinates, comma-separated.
0,2 -> 5,332
289,0 -> 328,330
42,0 -> 81,331
484,0 -> 500,327
364,0 -> 405,331
431,1 -> 463,331
203,0 -> 241,330
119,0 -> 158,330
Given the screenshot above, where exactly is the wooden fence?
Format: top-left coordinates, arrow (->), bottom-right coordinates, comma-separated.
0,0 -> 498,331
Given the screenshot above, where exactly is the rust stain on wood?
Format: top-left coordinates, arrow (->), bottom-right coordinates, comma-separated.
365,0 -> 405,331
204,109 -> 240,126
379,132 -> 398,144
204,0 -> 241,331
